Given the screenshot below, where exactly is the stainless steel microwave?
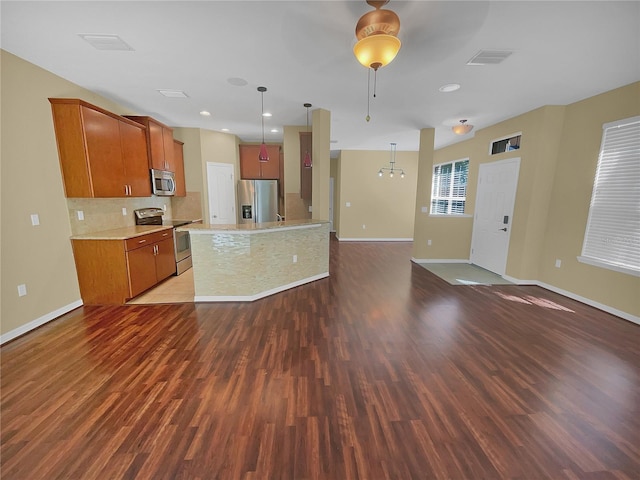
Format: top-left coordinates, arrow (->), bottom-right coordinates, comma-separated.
150,169 -> 175,196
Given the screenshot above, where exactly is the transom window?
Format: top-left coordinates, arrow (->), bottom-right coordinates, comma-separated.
431,158 -> 469,215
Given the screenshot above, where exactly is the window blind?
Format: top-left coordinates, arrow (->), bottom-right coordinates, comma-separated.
431,159 -> 469,215
579,116 -> 640,276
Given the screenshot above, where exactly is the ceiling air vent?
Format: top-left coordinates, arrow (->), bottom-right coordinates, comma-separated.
466,50 -> 513,65
78,34 -> 134,51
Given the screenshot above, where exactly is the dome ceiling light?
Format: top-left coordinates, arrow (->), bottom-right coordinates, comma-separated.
452,119 -> 474,135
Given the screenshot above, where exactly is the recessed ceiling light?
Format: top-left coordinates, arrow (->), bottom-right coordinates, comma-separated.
262,112 -> 272,117
78,34 -> 134,51
439,83 -> 461,93
227,77 -> 248,87
199,111 -> 211,116
270,128 -> 278,133
221,128 -> 230,132
157,89 -> 188,98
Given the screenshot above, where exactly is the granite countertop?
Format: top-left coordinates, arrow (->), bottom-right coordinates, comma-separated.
178,219 -> 329,234
70,225 -> 174,240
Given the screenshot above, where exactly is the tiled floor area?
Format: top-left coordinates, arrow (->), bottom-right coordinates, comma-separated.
127,269 -> 195,304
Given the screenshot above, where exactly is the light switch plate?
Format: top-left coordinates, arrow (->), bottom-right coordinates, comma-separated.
17,284 -> 27,296
421,206 -> 428,213
346,202 -> 351,207
77,210 -> 84,221
30,214 -> 40,226
122,207 -> 127,216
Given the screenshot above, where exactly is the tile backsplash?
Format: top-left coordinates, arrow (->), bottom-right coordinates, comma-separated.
67,197 -> 173,235
67,192 -> 205,236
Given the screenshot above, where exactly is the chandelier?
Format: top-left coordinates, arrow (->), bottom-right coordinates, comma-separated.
377,143 -> 405,178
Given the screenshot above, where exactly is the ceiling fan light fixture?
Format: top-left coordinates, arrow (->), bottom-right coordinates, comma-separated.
452,119 -> 474,135
354,34 -> 401,70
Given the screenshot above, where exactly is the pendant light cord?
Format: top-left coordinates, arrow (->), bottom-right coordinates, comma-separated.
261,90 -> 265,143
366,69 -> 371,122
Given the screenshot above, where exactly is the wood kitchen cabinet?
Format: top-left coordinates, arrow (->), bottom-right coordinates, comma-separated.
173,140 -> 186,197
49,98 -> 151,197
239,144 -> 281,180
125,116 -> 175,172
71,229 -> 176,304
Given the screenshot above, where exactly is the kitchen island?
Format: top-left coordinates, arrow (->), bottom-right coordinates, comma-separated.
178,219 -> 330,302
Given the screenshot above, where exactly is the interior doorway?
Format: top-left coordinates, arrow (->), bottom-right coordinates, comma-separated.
206,162 -> 235,224
470,157 -> 520,276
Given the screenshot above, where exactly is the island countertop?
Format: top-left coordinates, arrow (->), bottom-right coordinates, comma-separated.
177,219 -> 329,235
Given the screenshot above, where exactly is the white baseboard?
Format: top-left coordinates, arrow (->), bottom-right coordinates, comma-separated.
534,281 -> 639,325
338,237 -> 413,242
1,299 -> 83,345
412,258 -> 470,264
195,272 -> 329,302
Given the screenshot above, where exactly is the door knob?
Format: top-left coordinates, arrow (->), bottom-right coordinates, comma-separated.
499,227 -> 508,231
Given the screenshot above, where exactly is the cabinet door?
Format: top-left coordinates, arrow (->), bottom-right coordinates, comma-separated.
148,120 -> 167,170
162,127 -> 175,172
239,145 -> 262,179
82,106 -> 126,197
155,237 -> 177,281
126,244 -> 158,298
173,140 -> 186,197
120,121 -> 152,196
260,145 -> 281,179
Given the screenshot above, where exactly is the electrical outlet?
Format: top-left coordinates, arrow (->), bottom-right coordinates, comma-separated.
346,202 -> 351,207
163,204 -> 167,211
30,214 -> 40,226
122,207 -> 127,216
77,210 -> 84,221
421,206 -> 428,213
17,284 -> 27,297
308,205 -> 313,212
362,224 -> 366,229
428,239 -> 432,246
293,255 -> 298,263
555,259 -> 562,268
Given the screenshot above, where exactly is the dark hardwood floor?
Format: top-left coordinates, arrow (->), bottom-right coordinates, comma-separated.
2,237 -> 639,479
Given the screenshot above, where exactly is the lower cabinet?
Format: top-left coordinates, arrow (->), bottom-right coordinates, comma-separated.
72,229 -> 176,304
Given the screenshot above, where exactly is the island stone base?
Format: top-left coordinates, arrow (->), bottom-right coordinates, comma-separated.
187,221 -> 330,302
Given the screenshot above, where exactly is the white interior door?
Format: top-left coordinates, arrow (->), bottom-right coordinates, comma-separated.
206,162 -> 235,224
470,158 -> 520,275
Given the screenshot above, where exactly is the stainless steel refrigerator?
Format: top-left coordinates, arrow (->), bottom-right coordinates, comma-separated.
237,179 -> 278,224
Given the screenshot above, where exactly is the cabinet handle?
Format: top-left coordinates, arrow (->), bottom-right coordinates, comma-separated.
162,232 -> 169,237
128,185 -> 132,195
138,239 -> 147,244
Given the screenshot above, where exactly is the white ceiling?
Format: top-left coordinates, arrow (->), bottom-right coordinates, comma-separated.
2,1 -> 639,153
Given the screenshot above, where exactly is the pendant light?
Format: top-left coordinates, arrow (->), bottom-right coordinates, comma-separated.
303,103 -> 312,169
452,119 -> 474,135
257,86 -> 269,162
377,142 -> 405,178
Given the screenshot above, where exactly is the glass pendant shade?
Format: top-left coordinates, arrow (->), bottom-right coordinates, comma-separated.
353,34 -> 401,70
259,142 -> 269,162
452,120 -> 474,135
303,151 -> 312,168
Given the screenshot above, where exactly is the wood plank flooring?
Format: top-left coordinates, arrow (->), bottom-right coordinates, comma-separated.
2,237 -> 639,479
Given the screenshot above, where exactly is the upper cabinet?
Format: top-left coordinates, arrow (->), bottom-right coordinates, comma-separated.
173,140 -> 186,197
49,98 -> 151,198
239,144 -> 281,180
125,116 -> 175,172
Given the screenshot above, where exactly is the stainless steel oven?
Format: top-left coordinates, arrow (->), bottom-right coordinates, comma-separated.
173,227 -> 192,275
134,208 -> 194,275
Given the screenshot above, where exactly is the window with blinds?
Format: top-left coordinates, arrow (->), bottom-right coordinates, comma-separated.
431,158 -> 469,215
578,116 -> 640,276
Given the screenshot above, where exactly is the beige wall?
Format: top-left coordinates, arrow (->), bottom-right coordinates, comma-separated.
539,83 -> 640,316
1,50 -> 145,337
413,82 -> 640,318
311,108 -> 331,221
337,149 -> 418,240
